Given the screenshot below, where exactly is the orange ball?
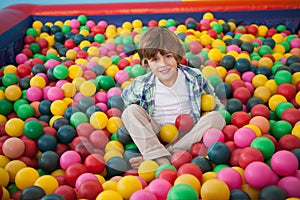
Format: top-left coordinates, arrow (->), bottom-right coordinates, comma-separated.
2,137 -> 25,159
249,116 -> 270,135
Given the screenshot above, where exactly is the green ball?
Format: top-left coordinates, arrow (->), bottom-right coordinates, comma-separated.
167,184 -> 198,200
7,183 -> 19,196
258,45 -> 273,56
26,28 -> 37,37
250,137 -> 275,160
286,35 -> 298,43
131,64 -> 145,77
279,41 -> 290,52
61,25 -> 71,34
218,109 -> 231,124
208,75 -> 223,88
94,34 -> 105,43
70,112 -> 88,127
24,120 -> 44,139
17,104 -> 35,120
53,64 -> 69,80
80,25 -> 90,31
114,36 -> 123,46
271,120 -> 292,140
166,18 -> 177,28
199,51 -> 209,61
212,23 -> 223,34
0,99 -> 13,115
124,66 -> 134,78
110,133 -> 118,140
77,15 -> 88,25
45,53 -> 58,61
99,76 -> 115,91
155,163 -> 177,178
275,102 -> 294,118
122,35 -> 133,45
274,70 -> 292,85
2,73 -> 18,87
111,55 -> 121,65
125,142 -> 138,151
276,25 -> 286,32
29,43 -> 41,54
13,99 -> 29,112
213,164 -> 230,173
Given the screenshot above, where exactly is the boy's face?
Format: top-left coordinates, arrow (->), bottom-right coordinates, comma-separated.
147,51 -> 178,87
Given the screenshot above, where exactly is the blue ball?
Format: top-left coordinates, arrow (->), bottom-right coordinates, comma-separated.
207,142 -> 231,164
37,134 -> 57,152
57,125 -> 76,144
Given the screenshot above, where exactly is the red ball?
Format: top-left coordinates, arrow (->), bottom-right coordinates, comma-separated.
77,179 -> 103,200
281,108 -> 300,126
222,125 -> 238,141
296,81 -> 300,92
106,108 -> 122,118
55,143 -> 70,157
250,104 -> 270,119
84,154 -> 105,174
171,150 -> 193,169
233,87 -> 251,104
157,169 -> 178,185
24,35 -> 36,44
190,142 -> 208,157
17,64 -> 32,78
230,148 -> 243,166
278,134 -> 300,151
231,111 -> 251,128
225,141 -> 238,153
37,38 -> 48,49
75,142 -> 93,160
177,163 -> 202,182
231,80 -> 246,91
89,130 -> 109,149
266,28 -> 278,37
276,83 -> 296,100
64,163 -> 88,187
247,25 -> 258,36
290,97 -> 300,109
70,136 -> 89,150
91,25 -> 105,34
175,114 -> 194,133
148,20 -> 158,27
207,29 -> 218,39
238,147 -> 264,169
21,48 -> 33,58
64,39 -> 76,49
55,185 -> 77,200
22,138 -> 37,157
117,59 -> 130,70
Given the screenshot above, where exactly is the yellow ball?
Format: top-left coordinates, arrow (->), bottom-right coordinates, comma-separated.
87,46 -> 100,56
104,150 -> 123,162
102,180 -> 118,191
160,124 -> 179,143
54,20 -> 64,28
30,75 -> 47,89
5,160 -> 26,182
99,56 -> 112,69
211,39 -> 226,48
105,140 -> 124,153
61,82 -> 76,98
34,175 -> 59,194
0,90 -> 5,100
273,44 -> 286,54
66,49 -> 78,60
50,100 -> 67,116
15,167 -> 40,190
208,48 -> 223,62
132,19 -> 143,29
69,65 -> 83,79
177,24 -> 187,33
253,86 -> 272,103
106,117 -> 123,134
203,12 -> 214,20
272,33 -> 284,43
0,155 -> 10,168
105,64 -> 119,78
228,22 -> 236,32
257,57 -> 273,69
79,40 -> 91,50
202,66 -> 219,78
295,91 -> 300,107
201,94 -> 217,112
80,81 -> 97,97
292,72 -> 300,86
32,20 -> 43,29
201,171 -> 217,184
225,73 -> 241,84
174,174 -> 201,195
4,85 -> 22,101
216,66 -> 227,80
200,34 -> 213,46
138,160 -> 159,183
75,58 -> 88,67
201,179 -> 230,200
3,65 -> 17,75
5,118 -> 24,137
117,175 -> 142,199
241,184 -> 260,200
252,74 -> 268,88
292,124 -> 300,139
122,21 -> 132,30
51,169 -> 65,177
257,25 -> 268,37
0,168 -> 9,187
96,190 -> 123,200
264,79 -> 278,95
45,35 -> 55,47
268,94 -> 287,111
90,111 -> 109,129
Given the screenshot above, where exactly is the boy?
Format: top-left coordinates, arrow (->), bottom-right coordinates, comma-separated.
121,27 -> 225,169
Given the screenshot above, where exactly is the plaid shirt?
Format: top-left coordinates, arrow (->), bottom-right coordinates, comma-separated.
121,65 -> 224,123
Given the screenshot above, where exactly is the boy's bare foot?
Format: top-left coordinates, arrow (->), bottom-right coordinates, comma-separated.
155,157 -> 170,165
129,156 -> 144,170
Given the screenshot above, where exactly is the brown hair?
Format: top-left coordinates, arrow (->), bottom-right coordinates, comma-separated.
137,27 -> 185,67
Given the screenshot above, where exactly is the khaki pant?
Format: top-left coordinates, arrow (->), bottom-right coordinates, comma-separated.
121,104 -> 226,160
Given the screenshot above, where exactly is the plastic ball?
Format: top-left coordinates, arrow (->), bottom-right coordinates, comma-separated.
271,150 -> 298,176
238,147 -> 264,169
216,167 -> 242,190
160,124 -> 179,143
130,190 -> 157,200
77,179 -> 103,200
225,98 -> 243,114
99,76 -> 116,90
106,116 -> 123,134
60,150 -> 82,170
70,111 -> 88,128
274,70 -> 292,85
201,94 -> 217,112
34,175 -> 59,194
116,175 -> 142,199
37,134 -> 57,152
84,154 -> 105,174
200,179 -> 230,200
106,156 -> 128,178
277,176 -> 300,198
250,136 -> 275,160
64,163 -> 87,187
20,186 -> 46,200
203,128 -> 225,148
138,160 -> 159,183
230,189 -> 251,200
244,161 -> 273,189
231,111 -> 251,128
38,151 -> 60,174
234,127 -> 256,148
233,87 -> 251,104
171,150 -> 193,169
2,137 -> 25,159
167,184 -> 198,200
26,86 -> 43,102
268,94 -> 287,111
259,185 -> 287,200
281,108 -> 300,126
89,111 -> 108,129
15,167 -> 40,190
75,172 -> 98,190
272,120 -> 293,140
175,114 -> 194,133
207,142 -> 231,164
4,85 -> 22,101
5,118 -> 24,137
177,163 -> 202,182
96,190 -> 123,200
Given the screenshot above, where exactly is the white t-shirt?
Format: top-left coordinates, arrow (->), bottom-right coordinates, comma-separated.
152,70 -> 192,125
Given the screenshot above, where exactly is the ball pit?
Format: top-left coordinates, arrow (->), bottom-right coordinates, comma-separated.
0,1 -> 300,199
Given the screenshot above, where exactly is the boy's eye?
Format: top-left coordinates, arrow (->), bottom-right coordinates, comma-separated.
166,54 -> 173,58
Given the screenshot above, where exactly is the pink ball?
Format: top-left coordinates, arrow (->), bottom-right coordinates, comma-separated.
76,123 -> 94,138
16,53 -> 28,64
85,20 -> 96,28
75,173 -> 98,190
44,59 -> 60,70
107,87 -> 122,98
252,38 -> 263,46
97,20 -> 108,28
244,161 -> 273,189
234,127 -> 256,148
226,45 -> 241,53
104,42 -> 116,51
47,87 -> 64,101
96,103 -> 108,113
203,128 -> 225,148
2,137 -> 25,159
73,92 -> 84,102
290,38 -> 300,48
42,86 -> 51,100
60,150 -> 82,170
56,80 -> 68,88
245,82 -> 254,95
242,71 -> 255,83
216,167 -> 242,190
147,179 -> 172,200
115,70 -> 130,84
95,91 -> 108,103
271,150 -> 299,176
130,190 -> 157,200
26,86 -> 43,101
278,176 -> 300,198
136,176 -> 148,188
189,40 -> 202,54
70,19 -> 80,29
99,46 -> 109,56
